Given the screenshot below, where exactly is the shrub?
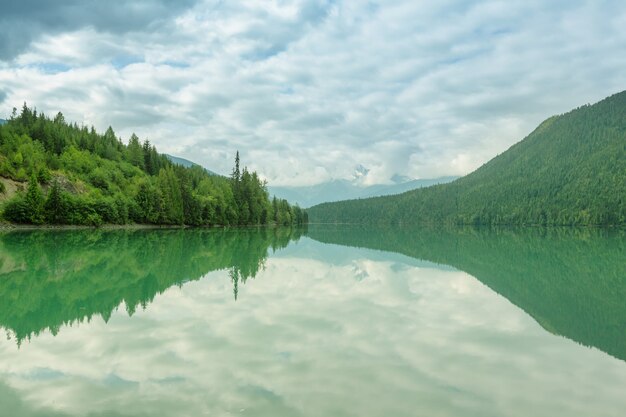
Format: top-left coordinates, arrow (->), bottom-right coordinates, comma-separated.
3,195 -> 31,223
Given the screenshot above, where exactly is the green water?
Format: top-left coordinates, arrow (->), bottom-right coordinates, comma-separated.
0,225 -> 624,417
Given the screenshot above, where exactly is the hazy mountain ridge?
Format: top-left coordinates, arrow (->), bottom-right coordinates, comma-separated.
162,154 -> 459,208
165,154 -> 219,176
308,91 -> 626,226
0,110 -> 456,213
269,176 -> 458,208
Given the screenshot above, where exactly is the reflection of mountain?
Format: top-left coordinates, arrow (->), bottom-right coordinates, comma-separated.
306,225 -> 626,362
275,236 -> 455,271
0,227 -> 305,344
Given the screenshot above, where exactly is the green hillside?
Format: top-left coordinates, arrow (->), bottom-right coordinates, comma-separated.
0,105 -> 306,226
309,91 -> 626,226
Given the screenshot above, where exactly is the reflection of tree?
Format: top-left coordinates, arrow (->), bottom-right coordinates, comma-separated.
307,225 -> 626,363
229,268 -> 240,301
0,226 -> 306,345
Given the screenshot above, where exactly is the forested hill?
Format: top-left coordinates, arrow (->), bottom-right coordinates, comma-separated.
0,105 -> 306,226
309,91 -> 626,226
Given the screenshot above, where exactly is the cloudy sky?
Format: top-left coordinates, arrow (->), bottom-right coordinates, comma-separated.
0,0 -> 624,186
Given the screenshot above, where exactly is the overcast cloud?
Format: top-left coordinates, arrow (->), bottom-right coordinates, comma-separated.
0,0 -> 625,185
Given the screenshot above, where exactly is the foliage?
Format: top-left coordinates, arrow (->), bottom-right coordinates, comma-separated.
4,174 -> 45,224
308,91 -> 626,226
0,104 -> 306,226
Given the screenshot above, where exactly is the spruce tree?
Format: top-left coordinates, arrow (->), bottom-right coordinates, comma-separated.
25,173 -> 44,224
44,180 -> 64,224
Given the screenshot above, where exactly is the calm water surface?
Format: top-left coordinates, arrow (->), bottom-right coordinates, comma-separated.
0,225 -> 624,417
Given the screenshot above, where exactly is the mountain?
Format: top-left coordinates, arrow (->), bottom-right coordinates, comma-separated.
269,176 -> 457,208
359,176 -> 459,200
0,119 -> 7,125
308,91 -> 626,226
165,154 -> 219,176
390,173 -> 412,184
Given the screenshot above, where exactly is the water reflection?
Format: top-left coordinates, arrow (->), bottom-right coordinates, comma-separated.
1,225 -> 625,362
306,225 -> 626,362
0,227 -> 306,344
0,225 -> 624,417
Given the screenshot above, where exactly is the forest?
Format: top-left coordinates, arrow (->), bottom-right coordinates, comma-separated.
0,105 -> 307,226
308,91 -> 626,226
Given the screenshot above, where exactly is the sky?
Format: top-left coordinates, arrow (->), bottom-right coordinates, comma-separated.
0,0 -> 625,186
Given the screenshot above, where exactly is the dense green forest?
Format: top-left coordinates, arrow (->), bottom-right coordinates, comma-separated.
307,224 -> 626,362
0,226 -> 306,344
0,105 -> 306,226
309,91 -> 626,226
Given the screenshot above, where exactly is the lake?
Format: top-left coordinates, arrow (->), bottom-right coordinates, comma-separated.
0,225 -> 625,417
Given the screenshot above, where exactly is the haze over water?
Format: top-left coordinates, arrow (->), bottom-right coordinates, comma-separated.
0,226 -> 624,417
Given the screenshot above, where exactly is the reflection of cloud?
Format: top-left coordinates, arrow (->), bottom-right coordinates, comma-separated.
0,381 -> 70,417
25,368 -> 65,381
350,261 -> 369,282
1,245 -> 626,416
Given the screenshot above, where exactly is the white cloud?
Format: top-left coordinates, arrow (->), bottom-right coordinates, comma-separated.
0,0 -> 625,185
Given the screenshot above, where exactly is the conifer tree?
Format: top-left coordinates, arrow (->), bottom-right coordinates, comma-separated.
44,179 -> 65,224
127,133 -> 145,170
25,173 -> 44,224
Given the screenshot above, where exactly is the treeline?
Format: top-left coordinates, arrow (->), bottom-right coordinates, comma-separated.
0,104 -> 307,226
309,91 -> 626,226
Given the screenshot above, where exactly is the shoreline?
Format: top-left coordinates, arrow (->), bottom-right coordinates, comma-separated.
0,222 -> 300,231
0,222 -> 188,231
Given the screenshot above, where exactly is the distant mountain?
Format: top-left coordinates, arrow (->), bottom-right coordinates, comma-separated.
269,176 -> 457,208
390,174 -> 412,184
0,119 -> 7,125
309,90 -> 626,226
360,176 -> 459,199
352,164 -> 370,182
163,155 -> 456,207
165,154 -> 219,176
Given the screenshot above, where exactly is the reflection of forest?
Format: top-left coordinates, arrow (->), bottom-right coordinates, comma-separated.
0,226 -> 306,345
307,225 -> 626,363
